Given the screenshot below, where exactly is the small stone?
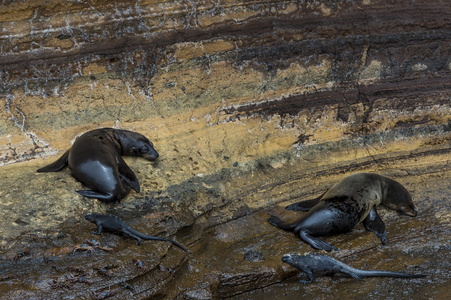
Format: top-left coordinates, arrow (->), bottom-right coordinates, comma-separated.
243,250 -> 265,262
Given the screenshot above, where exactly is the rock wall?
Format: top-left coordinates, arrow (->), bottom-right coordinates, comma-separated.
1,0 -> 449,169
0,0 -> 450,299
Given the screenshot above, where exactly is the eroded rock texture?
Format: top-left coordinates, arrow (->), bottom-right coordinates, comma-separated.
0,0 -> 450,299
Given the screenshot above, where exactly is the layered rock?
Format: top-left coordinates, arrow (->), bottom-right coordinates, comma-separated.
0,0 -> 450,299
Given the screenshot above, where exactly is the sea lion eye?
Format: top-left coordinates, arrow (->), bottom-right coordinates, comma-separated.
140,147 -> 148,154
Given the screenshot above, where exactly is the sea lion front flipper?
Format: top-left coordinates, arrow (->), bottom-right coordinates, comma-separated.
37,150 -> 70,172
285,192 -> 325,211
299,231 -> 338,251
76,190 -> 116,202
363,207 -> 387,244
117,156 -> 140,193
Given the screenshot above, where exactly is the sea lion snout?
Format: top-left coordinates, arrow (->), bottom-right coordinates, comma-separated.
399,206 -> 418,217
142,148 -> 159,161
141,147 -> 160,161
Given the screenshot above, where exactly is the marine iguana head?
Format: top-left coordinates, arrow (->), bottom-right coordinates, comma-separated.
282,253 -> 315,266
115,129 -> 159,161
282,253 -> 295,263
85,213 -> 101,223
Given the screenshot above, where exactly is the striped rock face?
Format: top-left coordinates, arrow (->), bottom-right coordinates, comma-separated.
0,1 -> 449,299
0,0 -> 449,171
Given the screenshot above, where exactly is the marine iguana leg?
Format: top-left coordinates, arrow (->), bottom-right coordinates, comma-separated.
340,268 -> 363,280
299,230 -> 338,251
76,190 -> 117,202
116,156 -> 140,193
285,192 -> 326,211
92,222 -> 103,235
363,207 -> 387,244
122,229 -> 143,245
299,267 -> 314,283
267,216 -> 296,231
36,150 -> 70,172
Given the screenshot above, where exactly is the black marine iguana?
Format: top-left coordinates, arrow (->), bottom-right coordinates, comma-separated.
85,213 -> 189,253
282,253 -> 426,283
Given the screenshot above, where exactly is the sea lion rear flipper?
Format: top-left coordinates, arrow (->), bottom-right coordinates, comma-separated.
37,150 -> 70,172
76,190 -> 116,202
117,156 -> 140,193
299,231 -> 338,251
286,199 -> 320,211
363,207 -> 387,244
267,216 -> 296,231
285,192 -> 325,211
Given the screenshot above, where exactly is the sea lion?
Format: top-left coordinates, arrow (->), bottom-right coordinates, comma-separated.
282,253 -> 426,283
268,173 -> 418,251
37,128 -> 159,202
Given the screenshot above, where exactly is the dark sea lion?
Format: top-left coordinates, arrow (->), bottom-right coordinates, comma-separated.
282,253 -> 426,283
268,173 -> 418,251
37,128 -> 159,202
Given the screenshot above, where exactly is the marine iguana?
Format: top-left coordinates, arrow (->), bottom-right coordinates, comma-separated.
84,213 -> 189,253
282,253 -> 426,283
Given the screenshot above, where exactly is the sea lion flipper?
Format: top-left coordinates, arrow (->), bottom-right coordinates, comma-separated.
363,207 -> 387,244
267,216 -> 296,231
37,150 -> 70,172
286,199 -> 320,211
285,191 -> 325,211
117,156 -> 140,193
299,231 -> 338,251
76,190 -> 116,202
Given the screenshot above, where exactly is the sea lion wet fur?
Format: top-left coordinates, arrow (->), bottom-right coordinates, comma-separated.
37,128 -> 159,202
268,173 -> 418,251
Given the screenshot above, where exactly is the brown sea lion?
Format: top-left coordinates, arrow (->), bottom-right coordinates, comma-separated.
268,173 -> 418,251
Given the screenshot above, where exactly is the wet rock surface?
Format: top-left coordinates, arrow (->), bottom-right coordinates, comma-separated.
0,145 -> 450,299
0,0 -> 450,299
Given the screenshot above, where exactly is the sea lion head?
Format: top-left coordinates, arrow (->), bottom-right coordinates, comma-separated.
116,130 -> 159,161
382,179 -> 418,217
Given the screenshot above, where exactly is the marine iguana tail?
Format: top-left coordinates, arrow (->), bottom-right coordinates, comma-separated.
85,213 -> 189,253
282,253 -> 426,283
